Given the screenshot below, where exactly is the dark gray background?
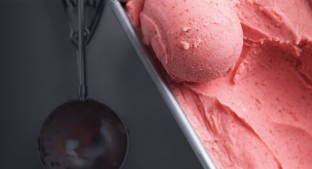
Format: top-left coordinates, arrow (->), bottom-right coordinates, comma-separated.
0,1 -> 202,168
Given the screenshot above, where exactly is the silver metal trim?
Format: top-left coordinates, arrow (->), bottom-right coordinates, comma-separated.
109,1 -> 217,169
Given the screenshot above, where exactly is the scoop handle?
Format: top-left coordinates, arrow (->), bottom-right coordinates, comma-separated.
77,0 -> 87,100
62,0 -> 105,100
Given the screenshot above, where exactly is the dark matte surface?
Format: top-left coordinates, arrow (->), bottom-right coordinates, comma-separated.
0,1 -> 202,169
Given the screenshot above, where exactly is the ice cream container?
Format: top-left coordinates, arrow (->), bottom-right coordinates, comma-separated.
109,0 -> 217,168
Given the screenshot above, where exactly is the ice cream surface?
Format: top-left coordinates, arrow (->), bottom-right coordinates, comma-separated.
127,0 -> 243,82
126,0 -> 312,168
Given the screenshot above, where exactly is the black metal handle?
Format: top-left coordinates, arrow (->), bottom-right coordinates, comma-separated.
77,0 -> 86,100
62,0 -> 105,48
62,0 -> 105,100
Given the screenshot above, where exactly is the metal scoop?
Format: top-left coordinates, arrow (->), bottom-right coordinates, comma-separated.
38,1 -> 128,168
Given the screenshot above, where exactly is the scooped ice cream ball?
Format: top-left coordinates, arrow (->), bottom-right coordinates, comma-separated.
131,0 -> 243,82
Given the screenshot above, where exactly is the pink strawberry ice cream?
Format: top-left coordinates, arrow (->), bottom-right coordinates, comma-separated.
127,0 -> 243,82
127,0 -> 312,168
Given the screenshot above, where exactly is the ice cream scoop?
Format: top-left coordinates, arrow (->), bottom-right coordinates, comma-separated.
127,0 -> 244,82
38,99 -> 128,169
38,1 -> 128,168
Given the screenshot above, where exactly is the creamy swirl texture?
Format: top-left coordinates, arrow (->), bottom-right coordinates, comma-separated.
127,0 -> 312,168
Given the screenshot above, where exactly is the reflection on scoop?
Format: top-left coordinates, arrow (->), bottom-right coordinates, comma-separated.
38,100 -> 128,169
